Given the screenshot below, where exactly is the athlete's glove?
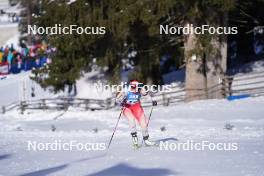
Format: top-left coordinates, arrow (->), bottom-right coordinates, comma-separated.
120,101 -> 126,107
119,98 -> 127,107
115,97 -> 125,106
152,100 -> 157,106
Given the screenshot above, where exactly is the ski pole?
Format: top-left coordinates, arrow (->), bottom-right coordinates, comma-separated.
107,108 -> 124,149
146,106 -> 154,128
141,94 -> 156,145
140,104 -> 154,146
146,93 -> 156,127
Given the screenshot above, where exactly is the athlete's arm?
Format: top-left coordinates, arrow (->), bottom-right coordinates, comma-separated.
142,89 -> 157,106
116,91 -> 124,99
139,84 -> 148,96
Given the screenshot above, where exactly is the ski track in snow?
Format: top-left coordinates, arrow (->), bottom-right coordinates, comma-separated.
0,97 -> 264,176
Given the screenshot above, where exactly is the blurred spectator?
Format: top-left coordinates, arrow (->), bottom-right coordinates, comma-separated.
0,42 -> 54,75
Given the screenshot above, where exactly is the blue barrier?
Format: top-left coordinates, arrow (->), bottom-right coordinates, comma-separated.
7,57 -> 48,73
10,64 -> 21,74
40,57 -> 47,66
227,94 -> 251,101
23,59 -> 38,71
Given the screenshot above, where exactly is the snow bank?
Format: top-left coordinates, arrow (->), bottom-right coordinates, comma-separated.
4,33 -> 19,49
234,59 -> 264,74
76,72 -> 112,100
231,59 -> 264,96
162,68 -> 185,84
0,70 -> 113,106
0,71 -> 58,106
0,22 -> 18,47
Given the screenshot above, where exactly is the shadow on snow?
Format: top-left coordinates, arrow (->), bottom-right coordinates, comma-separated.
20,164 -> 68,176
155,137 -> 179,143
19,153 -> 107,176
87,163 -> 178,176
0,154 -> 12,161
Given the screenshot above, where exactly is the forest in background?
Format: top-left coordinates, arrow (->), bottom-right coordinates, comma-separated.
18,0 -> 264,100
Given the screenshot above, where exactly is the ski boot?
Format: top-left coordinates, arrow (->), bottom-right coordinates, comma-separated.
131,132 -> 140,149
143,135 -> 156,146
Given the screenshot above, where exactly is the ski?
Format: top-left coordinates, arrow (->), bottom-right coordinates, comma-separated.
132,141 -> 159,149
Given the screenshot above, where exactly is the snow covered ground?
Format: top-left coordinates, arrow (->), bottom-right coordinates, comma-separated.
0,23 -> 18,47
0,70 -> 112,107
0,71 -> 59,106
1,25 -> 263,175
0,97 -> 263,176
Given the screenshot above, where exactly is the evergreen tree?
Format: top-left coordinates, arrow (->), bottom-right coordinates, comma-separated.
33,0 -> 182,89
19,0 -> 41,45
30,0 -> 264,99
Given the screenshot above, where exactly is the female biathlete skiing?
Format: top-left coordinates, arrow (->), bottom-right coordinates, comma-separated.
116,80 -> 157,148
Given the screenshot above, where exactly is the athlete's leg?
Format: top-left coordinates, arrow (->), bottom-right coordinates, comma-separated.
131,103 -> 148,137
137,109 -> 156,145
123,107 -> 137,133
131,103 -> 156,146
123,107 -> 138,146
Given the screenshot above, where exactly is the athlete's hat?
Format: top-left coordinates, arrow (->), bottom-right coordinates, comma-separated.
130,80 -> 139,88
